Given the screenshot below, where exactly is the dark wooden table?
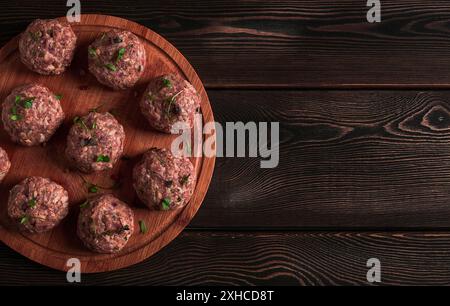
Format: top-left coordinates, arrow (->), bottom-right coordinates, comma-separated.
2,0 -> 450,285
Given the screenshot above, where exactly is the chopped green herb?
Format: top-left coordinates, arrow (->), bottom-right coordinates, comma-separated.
96,155 -> 110,163
156,155 -> 166,166
162,78 -> 172,88
28,31 -> 41,41
79,120 -> 90,130
10,114 -> 20,121
23,98 -> 34,109
12,96 -> 34,111
79,200 -> 89,208
116,48 -> 126,63
55,94 -> 63,100
23,101 -> 32,109
20,216 -> 28,224
139,220 -> 148,234
161,198 -> 171,210
88,184 -> 98,193
165,90 -> 184,118
10,104 -> 21,120
88,47 -> 97,57
28,198 -> 37,208
164,98 -> 174,117
104,63 -> 117,71
73,116 -> 90,131
179,175 -> 190,186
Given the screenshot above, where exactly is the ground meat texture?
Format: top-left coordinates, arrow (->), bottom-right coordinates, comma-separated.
7,177 -> 69,233
19,19 -> 77,75
88,30 -> 146,90
133,148 -> 196,210
66,112 -> 125,173
140,74 -> 201,134
0,147 -> 11,183
1,83 -> 65,146
77,194 -> 134,253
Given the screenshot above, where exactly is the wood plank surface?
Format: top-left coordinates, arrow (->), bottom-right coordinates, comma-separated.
2,231 -> 450,286
1,0 -> 450,87
190,90 -> 450,229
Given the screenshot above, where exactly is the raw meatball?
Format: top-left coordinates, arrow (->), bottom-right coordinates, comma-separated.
66,112 -> 125,173
140,74 -> 201,134
0,147 -> 11,183
88,30 -> 146,90
1,83 -> 65,146
77,194 -> 134,253
7,176 -> 69,233
19,19 -> 77,75
133,148 -> 196,210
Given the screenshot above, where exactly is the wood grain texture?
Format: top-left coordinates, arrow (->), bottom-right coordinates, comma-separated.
2,231 -> 450,286
0,15 -> 215,272
190,90 -> 450,229
1,0 -> 450,87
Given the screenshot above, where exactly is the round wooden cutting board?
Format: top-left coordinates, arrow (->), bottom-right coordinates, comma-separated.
0,15 -> 215,272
